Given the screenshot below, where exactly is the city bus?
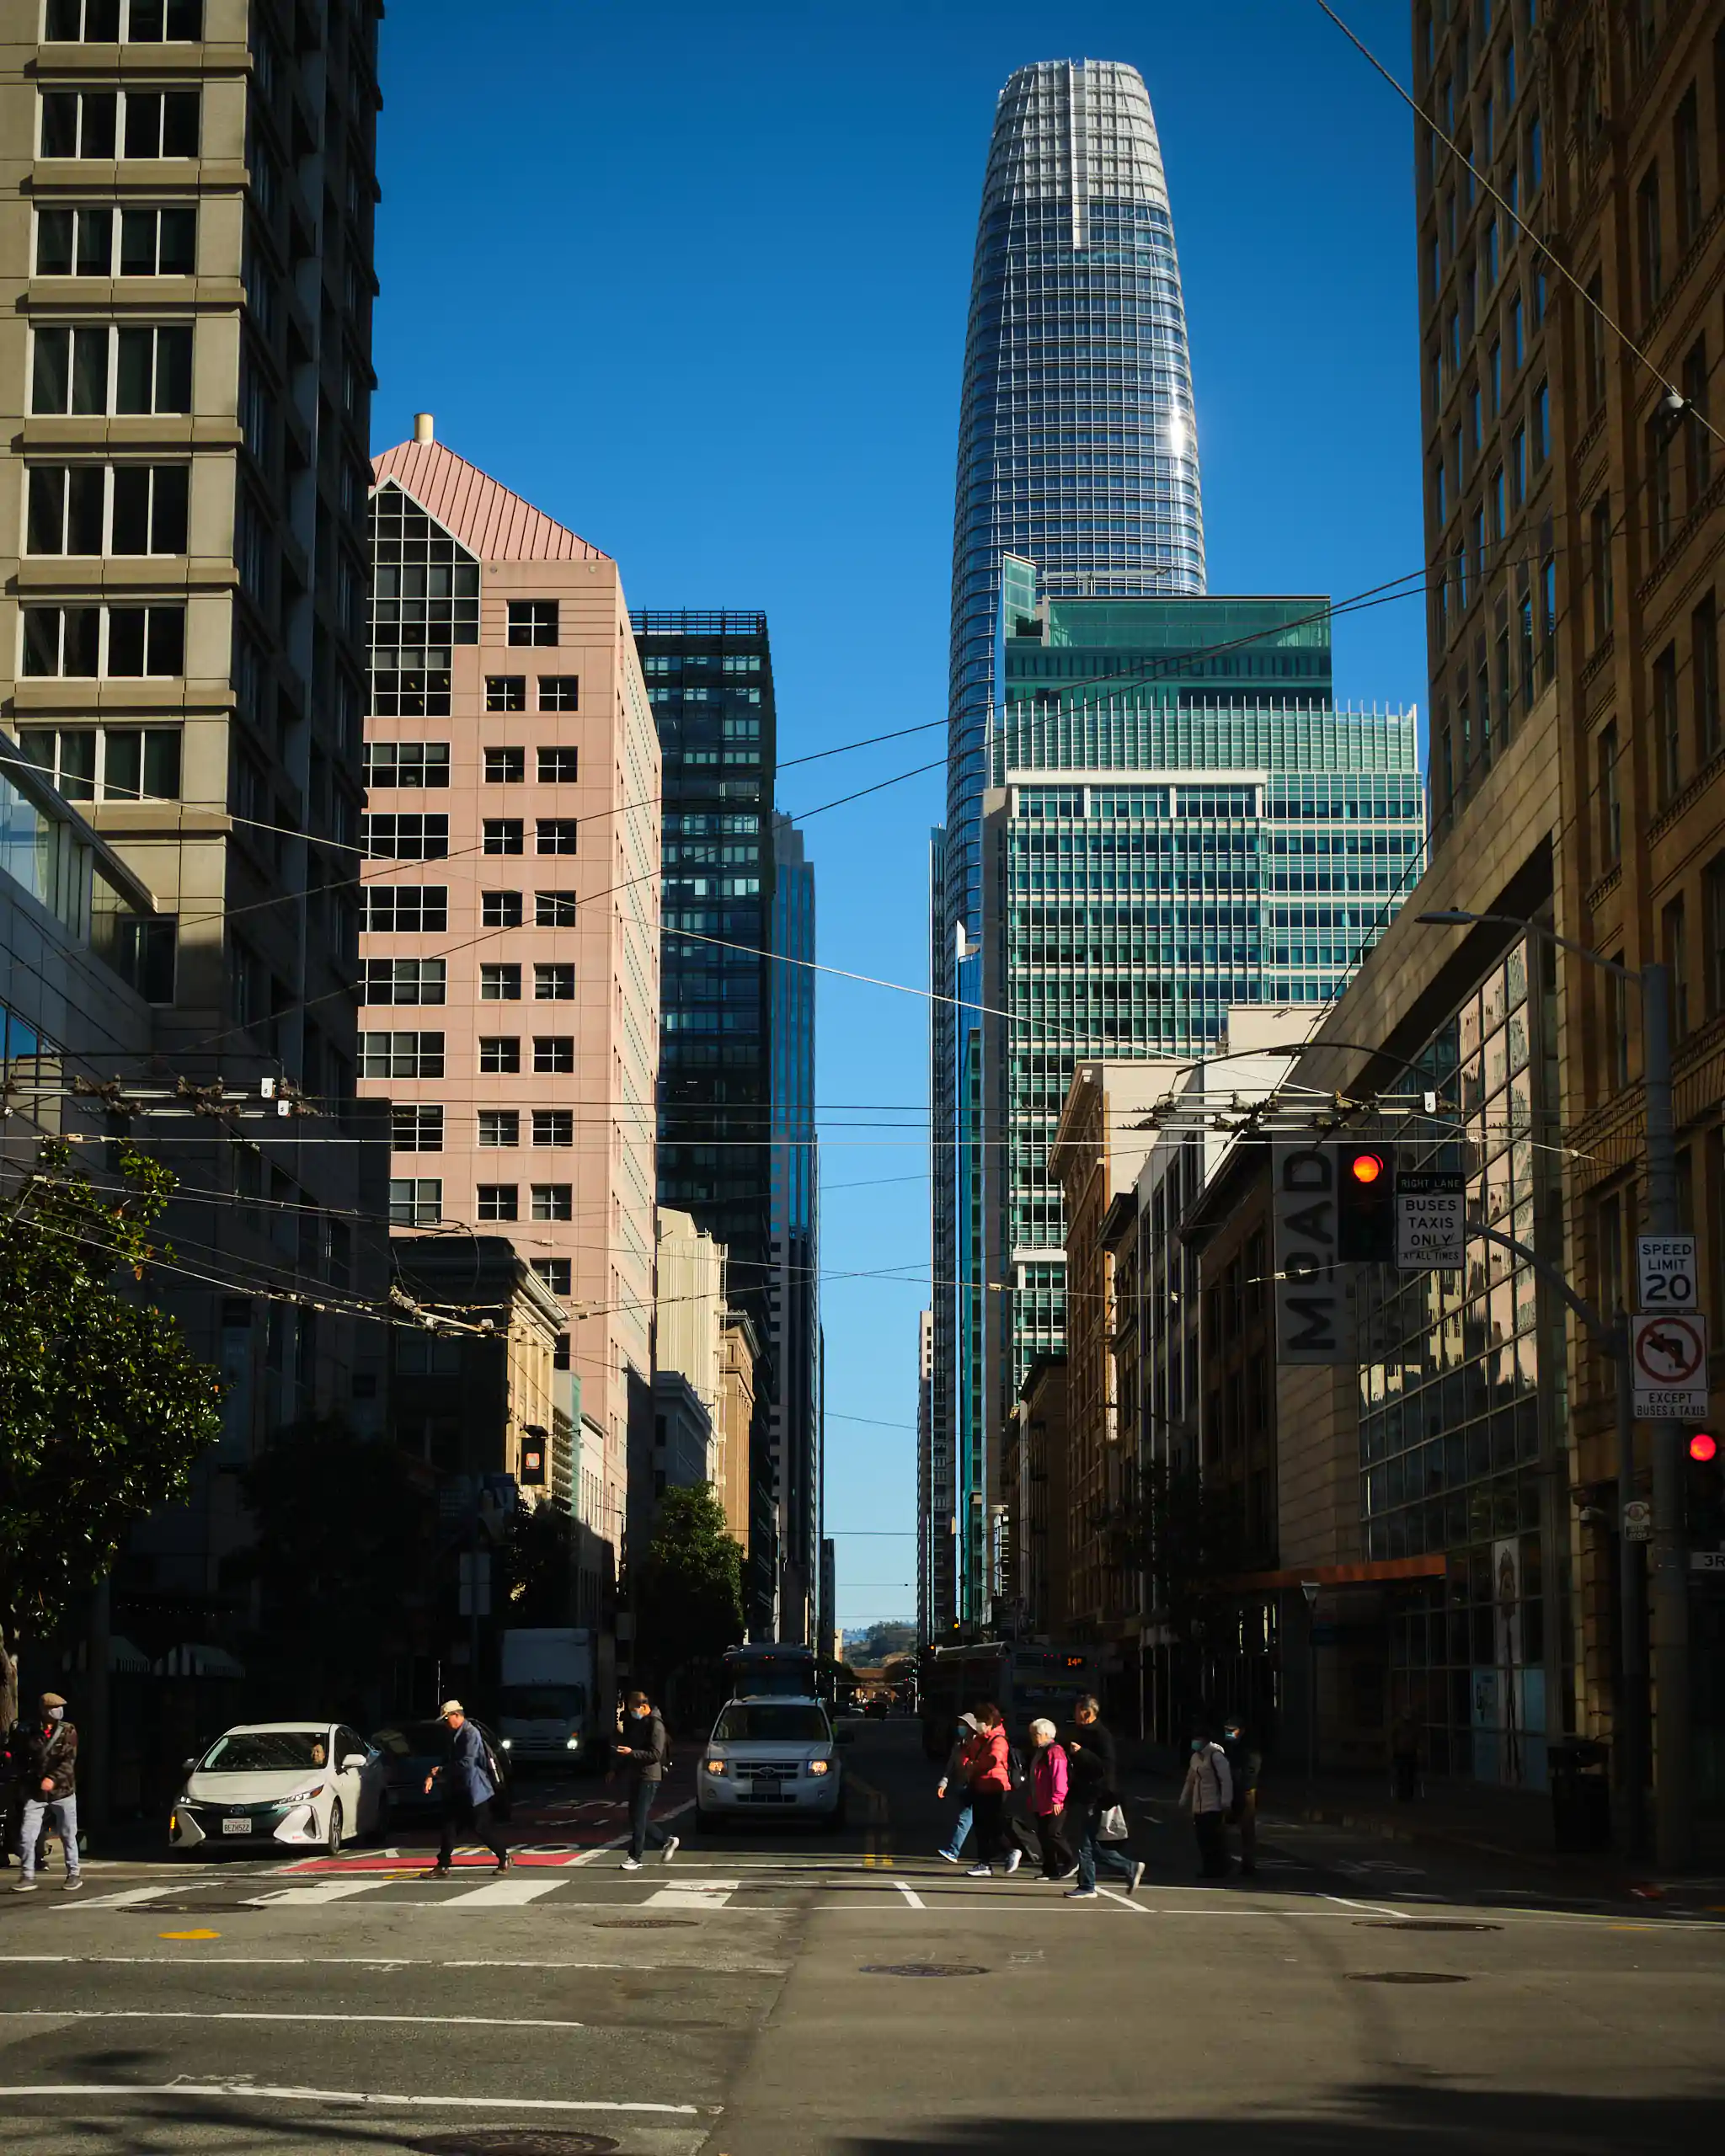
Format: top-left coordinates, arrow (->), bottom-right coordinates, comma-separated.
919,1641 -> 1100,1758
723,1642 -> 820,1700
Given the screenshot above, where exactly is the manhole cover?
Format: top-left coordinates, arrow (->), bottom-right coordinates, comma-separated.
1347,1971 -> 1471,1984
1358,1920 -> 1503,1933
860,1962 -> 987,1977
590,1918 -> 694,1930
410,2137 -> 619,2156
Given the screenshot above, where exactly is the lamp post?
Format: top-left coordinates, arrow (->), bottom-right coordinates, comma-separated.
1417,909 -> 1688,1868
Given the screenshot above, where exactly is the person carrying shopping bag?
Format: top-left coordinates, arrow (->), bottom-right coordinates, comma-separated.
1062,1694 -> 1144,1900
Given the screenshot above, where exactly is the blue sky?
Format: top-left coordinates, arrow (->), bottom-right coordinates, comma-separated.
371,1 -> 1428,1630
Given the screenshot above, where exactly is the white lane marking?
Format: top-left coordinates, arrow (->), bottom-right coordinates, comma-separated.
1096,1887 -> 1147,1914
0,1956 -> 789,1971
431,1876 -> 565,1908
48,1886 -> 179,1912
644,1880 -> 739,1909
245,1877 -> 403,1907
0,2011 -> 591,2028
0,2084 -> 702,2115
893,1881 -> 926,1908
1321,1892 -> 1406,1919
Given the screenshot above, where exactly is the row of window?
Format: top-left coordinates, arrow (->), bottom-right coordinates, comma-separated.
358,802 -> 580,859
35,203 -> 195,278
360,1032 -> 579,1079
1594,594 -> 1722,865
45,0 -> 204,40
21,603 -> 183,677
387,1179 -> 573,1229
360,958 -> 579,1006
26,463 -> 188,557
17,723 -> 179,803
31,323 -> 191,415
484,675 -> 579,711
360,889 -> 579,932
39,87 -> 200,160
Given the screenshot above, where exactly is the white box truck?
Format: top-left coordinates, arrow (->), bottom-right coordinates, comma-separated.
497,1627 -> 603,1769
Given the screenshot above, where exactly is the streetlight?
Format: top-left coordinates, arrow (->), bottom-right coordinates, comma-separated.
1417,908 -> 1688,1867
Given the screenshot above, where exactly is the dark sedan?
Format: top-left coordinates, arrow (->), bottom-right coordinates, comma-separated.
369,1717 -> 514,1821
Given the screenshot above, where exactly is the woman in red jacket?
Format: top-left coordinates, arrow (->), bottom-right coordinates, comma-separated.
961,1702 -> 1012,1878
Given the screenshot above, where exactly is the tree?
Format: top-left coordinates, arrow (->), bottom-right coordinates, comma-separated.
232,1417 -> 430,1717
0,1139 -> 223,1726
499,1497 -> 576,1625
630,1483 -> 744,1699
1118,1458 -> 1248,1645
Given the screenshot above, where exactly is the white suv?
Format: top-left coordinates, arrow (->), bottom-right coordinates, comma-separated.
696,1694 -> 847,1830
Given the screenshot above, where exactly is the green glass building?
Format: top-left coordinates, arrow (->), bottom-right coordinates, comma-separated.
979,563 -> 1427,1507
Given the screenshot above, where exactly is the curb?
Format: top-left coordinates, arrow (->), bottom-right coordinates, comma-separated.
1263,1797 -> 1632,1881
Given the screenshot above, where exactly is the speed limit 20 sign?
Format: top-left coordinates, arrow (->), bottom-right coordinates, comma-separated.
1638,1235 -> 1699,1310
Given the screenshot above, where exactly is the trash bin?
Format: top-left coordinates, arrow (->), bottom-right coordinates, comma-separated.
1547,1739 -> 1611,1853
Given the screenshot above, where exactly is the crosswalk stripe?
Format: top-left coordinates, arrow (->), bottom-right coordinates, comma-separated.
51,1886 -> 174,1912
432,1876 -> 566,1908
644,1881 -> 738,1908
246,1877 -> 404,1907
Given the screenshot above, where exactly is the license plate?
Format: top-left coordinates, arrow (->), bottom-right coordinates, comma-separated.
222,1817 -> 251,1834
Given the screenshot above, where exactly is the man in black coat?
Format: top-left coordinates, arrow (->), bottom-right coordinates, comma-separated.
1062,1695 -> 1144,1901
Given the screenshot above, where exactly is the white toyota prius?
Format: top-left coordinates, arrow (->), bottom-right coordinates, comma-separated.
170,1721 -> 388,1856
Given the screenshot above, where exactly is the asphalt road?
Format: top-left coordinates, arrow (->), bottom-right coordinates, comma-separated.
0,1719 -> 1720,2153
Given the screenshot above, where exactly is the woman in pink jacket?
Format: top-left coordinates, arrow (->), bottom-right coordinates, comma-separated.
1026,1716 -> 1076,1881
961,1703 -> 1013,1878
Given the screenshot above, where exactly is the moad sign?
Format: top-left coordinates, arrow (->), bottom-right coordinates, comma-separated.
1273,1144 -> 1356,1364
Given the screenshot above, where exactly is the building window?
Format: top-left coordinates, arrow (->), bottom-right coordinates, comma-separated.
1511,424 -> 1526,506
1609,963 -> 1630,1093
1637,163 -> 1663,315
1656,643 -> 1681,802
479,1036 -> 521,1074
531,1258 -> 572,1297
126,88 -> 200,157
486,675 -> 526,711
26,463 -> 188,555
362,958 -> 446,1006
392,1104 -> 443,1152
531,1184 -> 573,1221
360,1031 -> 444,1079
480,963 -> 521,1001
1488,339 -> 1501,416
21,604 -> 184,677
538,675 -> 579,710
15,723 -> 179,802
478,1110 -> 520,1148
39,88 -> 117,157
1675,85 -> 1702,253
532,1110 -> 573,1148
478,1183 -> 518,1222
363,741 -> 450,788
1664,896 -> 1690,1038
1598,1190 -> 1624,1315
532,1036 -> 574,1074
534,963 -> 575,1001
369,482 -> 478,719
1511,291 -> 1524,372
1681,339 -> 1710,506
536,891 -> 577,927
360,813 -> 448,860
484,747 -> 526,783
1648,414 -> 1674,556
46,0 -> 205,35
536,819 -> 579,855
363,886 -> 447,934
1583,274 -> 1605,409
389,1178 -> 441,1228
482,890 -> 522,928
1590,498 -> 1614,640
1535,379 -> 1550,462
1704,853 -> 1725,1015
507,600 -> 558,648
1695,594 -> 1721,765
537,748 -> 579,783
483,819 -> 524,855
1599,722 -> 1621,867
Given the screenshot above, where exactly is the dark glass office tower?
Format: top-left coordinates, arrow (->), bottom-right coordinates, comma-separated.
633,609 -> 777,1633
769,813 -> 820,1645
931,59 -> 1206,1630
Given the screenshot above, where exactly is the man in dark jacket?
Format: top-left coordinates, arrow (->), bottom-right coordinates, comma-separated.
12,1693 -> 81,1892
423,1700 -> 510,1877
1062,1695 -> 1144,1901
615,1690 -> 679,1870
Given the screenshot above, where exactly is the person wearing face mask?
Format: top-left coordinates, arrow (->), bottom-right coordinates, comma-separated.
1180,1724 -> 1234,1880
12,1694 -> 80,1893
615,1691 -> 679,1870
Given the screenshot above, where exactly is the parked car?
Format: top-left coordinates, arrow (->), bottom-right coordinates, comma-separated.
696,1694 -> 849,1832
170,1721 -> 387,1857
369,1716 -> 515,1821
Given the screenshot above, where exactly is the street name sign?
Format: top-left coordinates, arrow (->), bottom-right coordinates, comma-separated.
1273,1145 -> 1355,1364
1396,1170 -> 1465,1270
1630,1310 -> 1710,1419
1637,1234 -> 1699,1309
1690,1550 -> 1725,1573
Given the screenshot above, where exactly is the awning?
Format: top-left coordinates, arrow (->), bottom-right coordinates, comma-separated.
1217,1555 -> 1448,1592
152,1643 -> 247,1678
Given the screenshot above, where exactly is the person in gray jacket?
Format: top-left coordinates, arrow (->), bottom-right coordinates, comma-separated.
615,1691 -> 679,1870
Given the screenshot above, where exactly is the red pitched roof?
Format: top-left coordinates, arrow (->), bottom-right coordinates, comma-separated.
371,438 -> 608,564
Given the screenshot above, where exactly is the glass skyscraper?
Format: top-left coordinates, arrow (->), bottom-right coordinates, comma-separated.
769,812 -> 820,1645
932,59 -> 1206,1631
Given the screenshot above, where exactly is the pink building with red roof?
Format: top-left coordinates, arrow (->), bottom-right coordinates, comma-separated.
360,417 -> 660,1588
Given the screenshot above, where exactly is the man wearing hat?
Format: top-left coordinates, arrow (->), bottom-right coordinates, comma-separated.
13,1693 -> 81,1892
422,1700 -> 510,1877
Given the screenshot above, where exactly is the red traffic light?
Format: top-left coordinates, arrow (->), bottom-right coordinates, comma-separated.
1349,1151 -> 1386,1185
1690,1432 -> 1718,1464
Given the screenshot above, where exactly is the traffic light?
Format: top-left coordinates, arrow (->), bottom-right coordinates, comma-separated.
1336,1144 -> 1397,1262
1685,1431 -> 1723,1548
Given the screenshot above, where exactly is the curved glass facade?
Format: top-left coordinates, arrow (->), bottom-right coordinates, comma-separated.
931,59 -> 1206,1630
